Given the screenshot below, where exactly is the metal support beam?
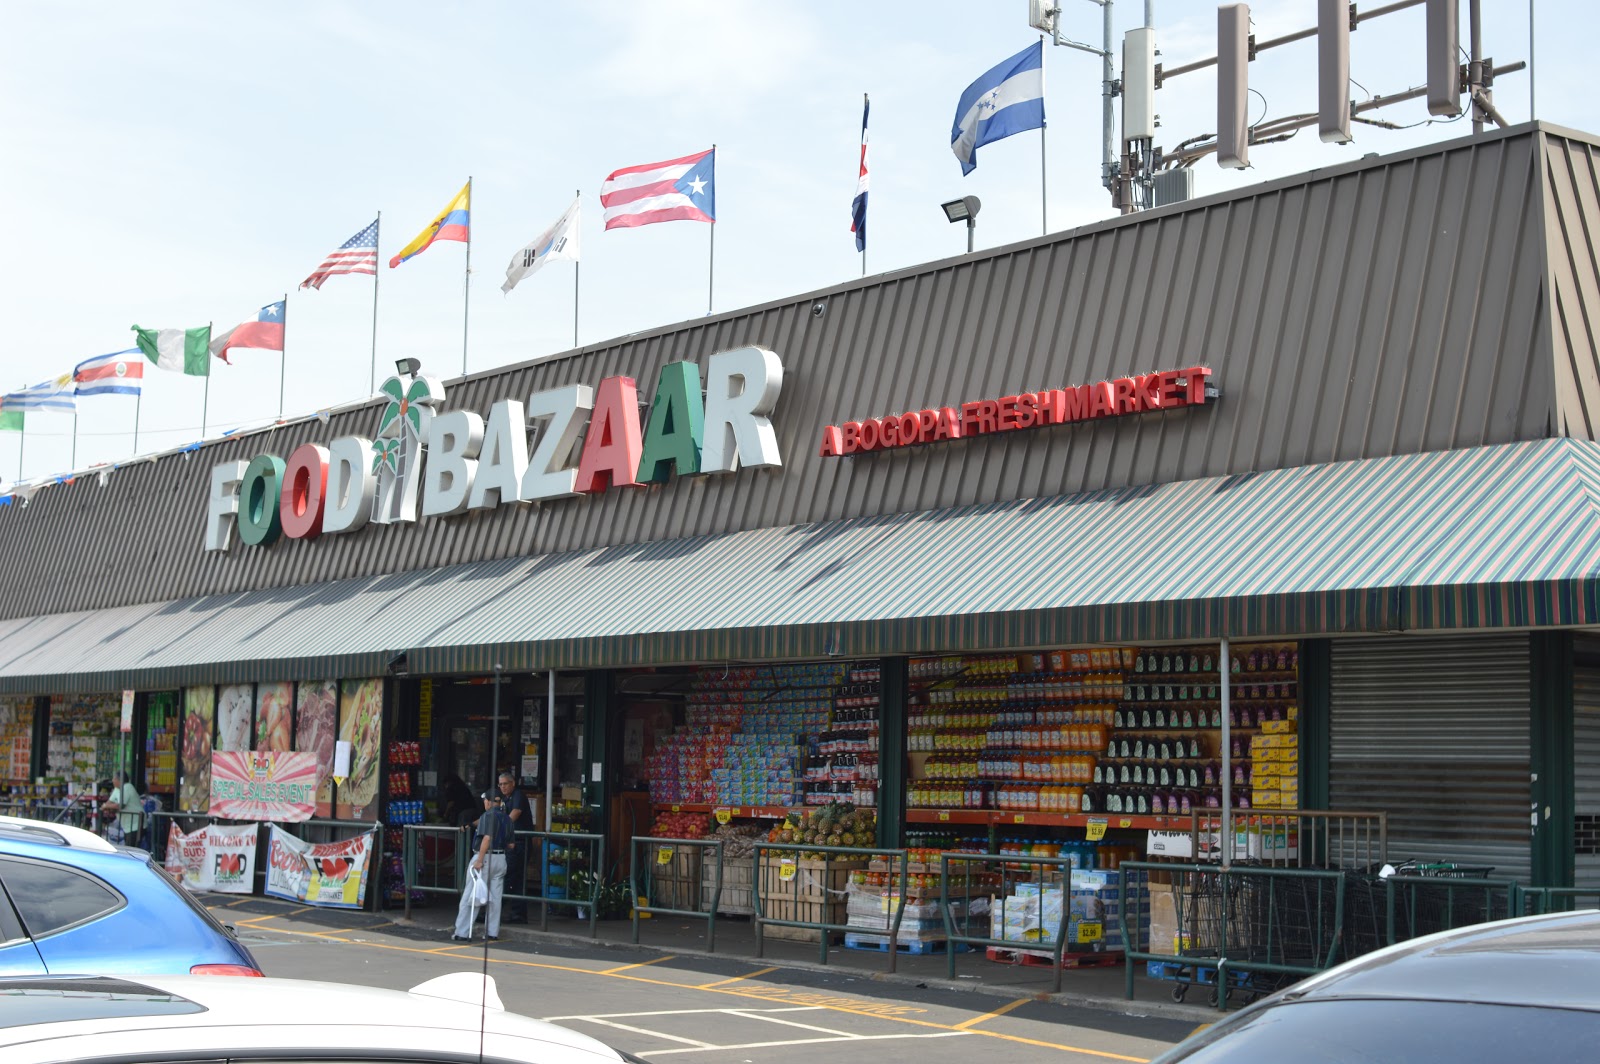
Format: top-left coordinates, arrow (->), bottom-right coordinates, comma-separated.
877,656 -> 908,848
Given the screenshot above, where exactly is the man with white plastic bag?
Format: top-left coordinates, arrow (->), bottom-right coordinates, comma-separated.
451,790 -> 511,942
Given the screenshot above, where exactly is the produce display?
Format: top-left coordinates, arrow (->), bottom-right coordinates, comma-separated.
764,802 -> 877,855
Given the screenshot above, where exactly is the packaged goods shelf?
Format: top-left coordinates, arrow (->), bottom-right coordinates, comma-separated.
904,809 -> 1191,830
651,802 -> 795,819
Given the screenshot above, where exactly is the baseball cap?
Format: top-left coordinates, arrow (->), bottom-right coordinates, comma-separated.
480,790 -> 501,802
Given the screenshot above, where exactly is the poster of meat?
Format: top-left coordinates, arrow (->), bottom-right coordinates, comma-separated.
255,682 -> 293,751
179,687 -> 215,813
294,681 -> 337,817
264,824 -> 373,909
215,684 -> 253,753
337,678 -> 383,820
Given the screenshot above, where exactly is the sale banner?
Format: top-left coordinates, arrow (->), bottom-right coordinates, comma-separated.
163,822 -> 259,893
209,751 -> 318,822
264,824 -> 374,909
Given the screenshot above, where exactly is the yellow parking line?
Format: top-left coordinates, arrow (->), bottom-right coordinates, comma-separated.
953,996 -> 1030,1029
601,955 -> 675,974
699,965 -> 779,988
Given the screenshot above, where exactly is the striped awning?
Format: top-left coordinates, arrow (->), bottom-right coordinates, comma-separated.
4,438 -> 1600,692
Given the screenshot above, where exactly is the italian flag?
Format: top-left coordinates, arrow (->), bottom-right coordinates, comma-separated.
132,325 -> 212,376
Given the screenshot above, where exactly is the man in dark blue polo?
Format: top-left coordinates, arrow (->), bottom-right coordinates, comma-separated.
451,790 -> 511,942
497,772 -> 533,923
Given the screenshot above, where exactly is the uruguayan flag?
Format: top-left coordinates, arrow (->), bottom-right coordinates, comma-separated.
951,41 -> 1045,175
2,374 -> 76,413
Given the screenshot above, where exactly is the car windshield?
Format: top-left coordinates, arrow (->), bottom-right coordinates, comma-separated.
1157,998 -> 1600,1064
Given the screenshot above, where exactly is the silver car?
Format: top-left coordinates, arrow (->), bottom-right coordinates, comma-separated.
0,970 -> 644,1064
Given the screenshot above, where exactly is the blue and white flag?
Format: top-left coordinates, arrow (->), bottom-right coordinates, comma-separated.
951,41 -> 1045,175
851,95 -> 870,253
503,196 -> 581,294
3,373 -> 76,413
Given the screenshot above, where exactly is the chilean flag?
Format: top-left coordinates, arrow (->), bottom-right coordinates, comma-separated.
211,301 -> 286,364
851,95 -> 869,252
601,148 -> 716,230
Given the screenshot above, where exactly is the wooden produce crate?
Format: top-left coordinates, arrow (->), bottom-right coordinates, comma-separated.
700,857 -> 755,915
761,896 -> 848,943
757,855 -> 868,942
645,843 -> 704,912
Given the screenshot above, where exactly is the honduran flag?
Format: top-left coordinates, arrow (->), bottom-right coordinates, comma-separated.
210,301 -> 286,364
73,349 -> 144,397
390,181 -> 471,268
601,149 -> 715,230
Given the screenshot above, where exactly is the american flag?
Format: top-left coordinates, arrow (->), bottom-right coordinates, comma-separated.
299,219 -> 379,290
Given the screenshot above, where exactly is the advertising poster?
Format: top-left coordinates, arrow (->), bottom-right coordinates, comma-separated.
163,822 -> 259,893
264,824 -> 373,909
179,687 -> 216,813
209,751 -> 318,822
216,684 -> 253,753
337,678 -> 383,820
255,682 -> 294,751
294,680 -> 338,817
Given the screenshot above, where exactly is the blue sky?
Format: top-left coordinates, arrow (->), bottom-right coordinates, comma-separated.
0,1 -> 1580,485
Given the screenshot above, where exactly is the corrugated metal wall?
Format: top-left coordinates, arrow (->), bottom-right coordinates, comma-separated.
1574,634 -> 1600,888
1545,131 -> 1600,440
1329,634 -> 1531,882
0,124 -> 1584,621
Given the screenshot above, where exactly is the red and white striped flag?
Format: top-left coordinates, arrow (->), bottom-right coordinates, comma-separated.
300,218 -> 379,290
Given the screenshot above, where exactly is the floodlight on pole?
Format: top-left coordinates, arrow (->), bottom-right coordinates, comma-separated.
941,196 -> 981,253
395,357 -> 421,379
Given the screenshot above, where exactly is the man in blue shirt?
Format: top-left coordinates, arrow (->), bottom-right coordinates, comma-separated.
451,790 -> 511,942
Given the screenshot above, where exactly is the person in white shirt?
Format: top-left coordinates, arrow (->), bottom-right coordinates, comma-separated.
101,770 -> 142,846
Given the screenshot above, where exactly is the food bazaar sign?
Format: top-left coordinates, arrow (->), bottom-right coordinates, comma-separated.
205,346 -> 784,551
817,365 -> 1214,456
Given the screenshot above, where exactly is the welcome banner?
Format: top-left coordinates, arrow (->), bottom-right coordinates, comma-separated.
209,750 -> 318,822
264,824 -> 374,909
163,822 -> 259,893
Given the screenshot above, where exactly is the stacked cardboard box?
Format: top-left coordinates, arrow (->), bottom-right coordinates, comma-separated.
1250,714 -> 1298,808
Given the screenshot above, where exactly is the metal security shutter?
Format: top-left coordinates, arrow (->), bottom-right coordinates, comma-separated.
1329,634 -> 1530,882
1573,635 -> 1600,888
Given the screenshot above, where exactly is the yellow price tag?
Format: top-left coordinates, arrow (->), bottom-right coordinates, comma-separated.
715,808 -> 732,825
656,846 -> 674,865
1119,818 -> 1132,828
670,805 -> 681,813
778,858 -> 797,882
1075,921 -> 1103,942
1013,814 -> 1026,824
1085,817 -> 1108,842
937,810 -> 950,822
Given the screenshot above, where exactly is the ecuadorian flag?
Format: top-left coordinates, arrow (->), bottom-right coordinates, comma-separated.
389,181 -> 470,268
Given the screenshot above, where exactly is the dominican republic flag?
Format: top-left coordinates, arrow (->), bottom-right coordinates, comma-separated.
951,41 -> 1045,175
2,374 -> 76,413
851,96 -> 870,252
601,148 -> 715,230
73,349 -> 144,397
211,301 -> 286,364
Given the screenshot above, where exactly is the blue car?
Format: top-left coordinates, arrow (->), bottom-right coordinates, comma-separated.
0,815 -> 262,977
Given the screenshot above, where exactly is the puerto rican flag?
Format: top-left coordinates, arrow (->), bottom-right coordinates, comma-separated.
73,349 -> 144,397
601,148 -> 716,230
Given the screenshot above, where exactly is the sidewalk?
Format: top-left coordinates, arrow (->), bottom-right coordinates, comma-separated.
384,895 -> 1222,1023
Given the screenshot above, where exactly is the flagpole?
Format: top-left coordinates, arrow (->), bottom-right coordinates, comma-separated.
370,211 -> 382,394
1039,35 -> 1048,236
72,411 -> 78,470
17,425 -> 23,481
133,391 -> 142,457
278,292 -> 288,421
462,176 -> 473,376
202,321 -> 212,440
573,188 -> 581,349
707,146 -> 716,316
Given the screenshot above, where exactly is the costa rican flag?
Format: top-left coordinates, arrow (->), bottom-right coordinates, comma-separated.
73,350 -> 143,397
601,148 -> 715,230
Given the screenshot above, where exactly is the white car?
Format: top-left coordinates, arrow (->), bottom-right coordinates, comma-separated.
0,971 -> 643,1064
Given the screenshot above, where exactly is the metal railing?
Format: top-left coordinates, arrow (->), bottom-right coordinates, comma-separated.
752,843 -> 911,971
1381,871 -> 1518,946
938,852 -> 1110,995
519,829 -> 605,937
630,837 -> 725,951
402,824 -> 471,916
1520,887 -> 1600,915
1187,808 -> 1388,870
1121,861 -> 1347,1010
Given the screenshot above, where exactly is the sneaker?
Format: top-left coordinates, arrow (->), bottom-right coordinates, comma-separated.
450,934 -> 471,942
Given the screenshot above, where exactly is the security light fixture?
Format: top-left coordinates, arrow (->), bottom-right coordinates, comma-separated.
395,357 -> 422,379
941,196 -> 982,253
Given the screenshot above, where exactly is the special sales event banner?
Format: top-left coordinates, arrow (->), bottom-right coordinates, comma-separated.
264,824 -> 374,910
209,750 -> 318,822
